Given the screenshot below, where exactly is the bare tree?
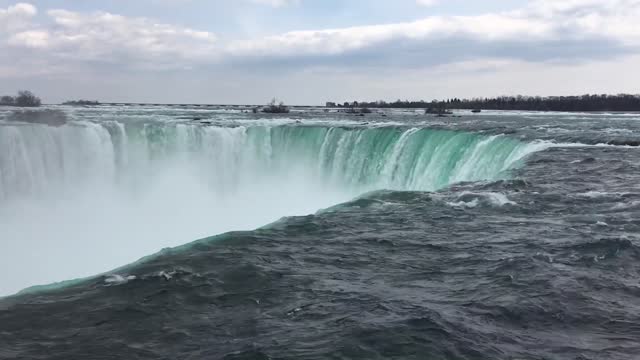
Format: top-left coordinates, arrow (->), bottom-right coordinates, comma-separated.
262,98 -> 290,114
0,96 -> 15,106
15,90 -> 42,107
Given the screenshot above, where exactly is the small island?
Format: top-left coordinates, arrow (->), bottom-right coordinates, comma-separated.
255,98 -> 290,114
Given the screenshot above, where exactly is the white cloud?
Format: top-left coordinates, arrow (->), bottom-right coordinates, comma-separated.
0,2 -> 37,32
249,0 -> 300,8
1,0 -> 640,79
525,0 -> 640,45
8,30 -> 49,48
416,0 -> 439,7
226,14 -> 554,58
225,0 -> 640,65
3,7 -> 218,69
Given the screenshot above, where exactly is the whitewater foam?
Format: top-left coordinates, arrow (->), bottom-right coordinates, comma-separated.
577,191 -> 629,199
445,191 -> 517,208
105,274 -> 136,285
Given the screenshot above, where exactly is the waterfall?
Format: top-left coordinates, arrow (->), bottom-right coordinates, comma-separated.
0,120 -> 546,295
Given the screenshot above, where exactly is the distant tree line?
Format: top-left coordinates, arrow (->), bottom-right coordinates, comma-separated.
0,90 -> 42,107
330,94 -> 640,112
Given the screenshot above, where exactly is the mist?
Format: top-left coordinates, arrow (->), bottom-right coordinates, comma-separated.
0,120 -> 355,296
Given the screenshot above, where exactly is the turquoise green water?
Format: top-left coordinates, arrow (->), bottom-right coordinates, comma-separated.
106,124 -> 544,194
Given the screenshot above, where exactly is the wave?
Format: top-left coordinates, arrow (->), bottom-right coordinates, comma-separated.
445,191 -> 517,208
0,121 -> 546,295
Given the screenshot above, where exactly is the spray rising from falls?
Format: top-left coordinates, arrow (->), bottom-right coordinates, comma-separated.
0,120 -> 547,295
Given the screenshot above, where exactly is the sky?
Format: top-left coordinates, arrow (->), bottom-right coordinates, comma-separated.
0,0 -> 639,104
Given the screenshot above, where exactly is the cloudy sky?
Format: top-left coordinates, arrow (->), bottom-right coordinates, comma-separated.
0,0 -> 639,104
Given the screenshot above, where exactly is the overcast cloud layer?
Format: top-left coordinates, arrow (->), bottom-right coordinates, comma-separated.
1,0 -> 639,104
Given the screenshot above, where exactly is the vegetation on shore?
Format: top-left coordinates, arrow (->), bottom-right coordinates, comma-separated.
330,94 -> 640,112
0,91 -> 42,107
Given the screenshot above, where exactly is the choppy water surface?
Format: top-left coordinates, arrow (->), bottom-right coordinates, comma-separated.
1,106 -> 639,359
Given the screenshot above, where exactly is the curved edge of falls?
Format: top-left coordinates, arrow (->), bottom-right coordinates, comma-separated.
0,121 -> 552,297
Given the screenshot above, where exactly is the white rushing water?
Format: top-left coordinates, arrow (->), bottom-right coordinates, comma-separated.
0,118 -> 546,295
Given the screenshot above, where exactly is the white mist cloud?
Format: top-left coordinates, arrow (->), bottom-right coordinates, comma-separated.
0,122 -> 355,296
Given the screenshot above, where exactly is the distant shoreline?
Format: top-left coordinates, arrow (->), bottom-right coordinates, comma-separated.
63,93 -> 640,112
3,92 -> 640,114
3,103 -> 640,113
38,103 -> 640,113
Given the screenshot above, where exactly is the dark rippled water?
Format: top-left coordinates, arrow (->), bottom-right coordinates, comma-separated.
1,108 -> 639,359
